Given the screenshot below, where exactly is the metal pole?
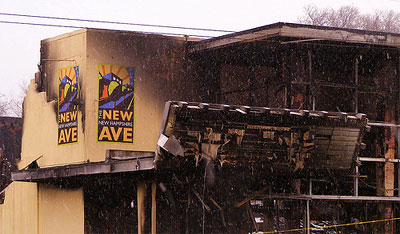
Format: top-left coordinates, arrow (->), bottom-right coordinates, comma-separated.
308,50 -> 314,111
306,179 -> 312,234
306,200 -> 310,234
398,165 -> 400,198
151,180 -> 157,234
312,97 -> 315,111
137,180 -> 147,234
354,165 -> 359,196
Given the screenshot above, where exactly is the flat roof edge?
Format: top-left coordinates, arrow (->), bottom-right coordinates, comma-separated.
41,27 -> 190,44
189,22 -> 400,52
41,28 -> 88,44
11,156 -> 155,182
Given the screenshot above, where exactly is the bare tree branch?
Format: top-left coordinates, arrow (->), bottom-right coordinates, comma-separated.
298,4 -> 400,33
0,94 -> 11,117
0,81 -> 28,117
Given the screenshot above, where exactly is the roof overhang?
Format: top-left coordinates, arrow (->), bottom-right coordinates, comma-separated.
12,151 -> 155,183
189,22 -> 400,53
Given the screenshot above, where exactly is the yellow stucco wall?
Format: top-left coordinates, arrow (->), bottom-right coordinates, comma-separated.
38,184 -> 84,234
84,30 -> 187,162
19,79 -> 86,169
19,30 -> 87,169
20,28 -> 188,168
0,183 -> 84,234
0,182 -> 38,234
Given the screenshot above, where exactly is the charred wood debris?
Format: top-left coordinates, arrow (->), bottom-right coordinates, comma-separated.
153,101 -> 376,233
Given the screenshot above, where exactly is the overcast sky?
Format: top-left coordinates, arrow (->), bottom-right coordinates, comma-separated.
1,0 -> 399,102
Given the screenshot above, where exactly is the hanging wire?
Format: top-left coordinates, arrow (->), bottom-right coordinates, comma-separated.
0,12 -> 236,33
0,20 -> 214,38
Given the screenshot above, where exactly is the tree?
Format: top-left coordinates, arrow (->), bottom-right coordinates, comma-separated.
298,4 -> 400,33
0,81 -> 27,117
359,10 -> 400,33
0,94 -> 11,116
0,94 -> 22,117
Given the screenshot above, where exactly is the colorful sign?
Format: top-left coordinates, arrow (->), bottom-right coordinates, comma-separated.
97,64 -> 135,143
58,65 -> 79,145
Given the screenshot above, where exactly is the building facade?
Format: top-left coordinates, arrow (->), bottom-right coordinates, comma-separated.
1,23 -> 400,233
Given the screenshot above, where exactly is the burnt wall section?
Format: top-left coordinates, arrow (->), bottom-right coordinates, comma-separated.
185,37 -> 400,233
86,30 -> 196,103
39,30 -> 86,103
189,41 -> 287,107
190,40 -> 399,119
187,52 -> 221,103
190,42 -> 316,109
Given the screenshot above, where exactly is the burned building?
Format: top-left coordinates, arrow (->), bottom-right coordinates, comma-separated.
1,22 -> 400,233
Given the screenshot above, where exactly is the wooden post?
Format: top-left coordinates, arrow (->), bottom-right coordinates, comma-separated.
378,55 -> 398,234
396,54 -> 400,202
303,203 -> 307,234
384,97 -> 396,234
354,57 -> 359,113
249,65 -> 255,106
151,181 -> 157,234
395,53 -> 400,234
396,54 -> 400,197
137,180 -> 147,234
307,50 -> 314,111
306,179 -> 311,234
280,51 -> 289,108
